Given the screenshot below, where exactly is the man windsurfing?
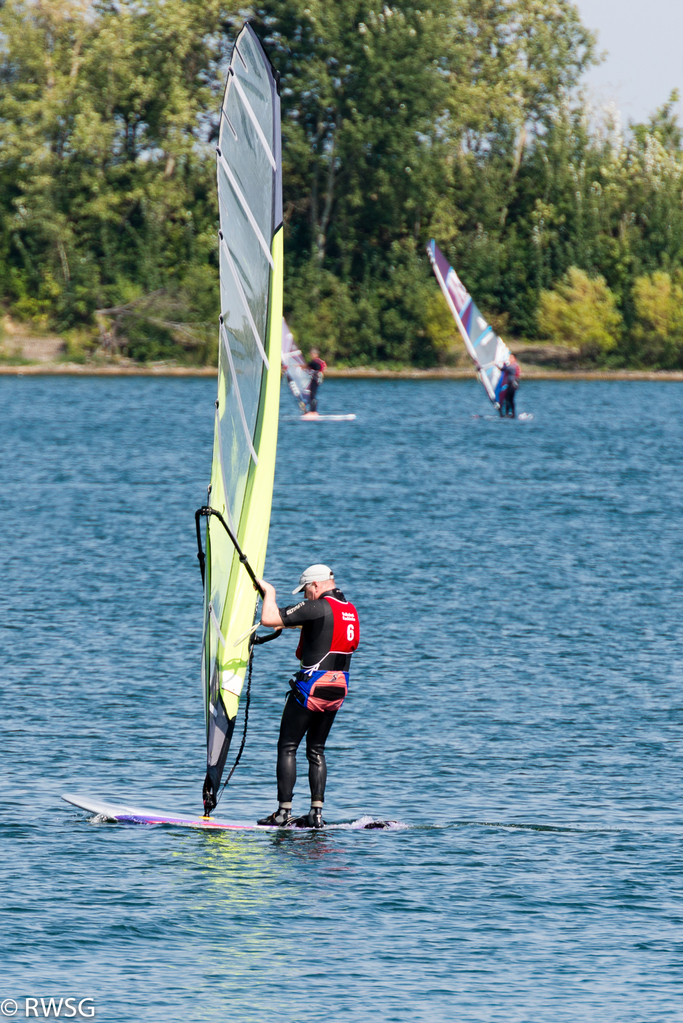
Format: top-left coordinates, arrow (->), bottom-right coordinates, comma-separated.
256,564 -> 360,828
497,354 -> 520,418
301,348 -> 327,419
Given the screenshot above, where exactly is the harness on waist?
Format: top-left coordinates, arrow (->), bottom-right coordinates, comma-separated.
290,668 -> 349,713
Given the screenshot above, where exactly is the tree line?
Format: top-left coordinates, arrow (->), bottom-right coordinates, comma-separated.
1,0 -> 683,368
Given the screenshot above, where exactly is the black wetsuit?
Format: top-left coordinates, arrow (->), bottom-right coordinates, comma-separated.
276,589 -> 355,804
501,365 -> 519,418
307,358 -> 325,413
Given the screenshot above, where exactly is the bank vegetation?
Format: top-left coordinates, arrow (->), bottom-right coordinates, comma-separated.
2,0 -> 683,369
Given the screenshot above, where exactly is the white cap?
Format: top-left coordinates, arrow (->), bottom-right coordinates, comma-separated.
292,564 -> 334,594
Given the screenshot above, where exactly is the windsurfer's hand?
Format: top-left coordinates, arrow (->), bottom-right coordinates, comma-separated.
257,578 -> 276,599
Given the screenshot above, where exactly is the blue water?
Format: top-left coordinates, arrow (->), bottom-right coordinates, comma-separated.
2,377 -> 683,1022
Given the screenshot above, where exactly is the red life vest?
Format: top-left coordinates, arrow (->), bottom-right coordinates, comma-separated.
323,593 -> 360,657
295,594 -> 359,663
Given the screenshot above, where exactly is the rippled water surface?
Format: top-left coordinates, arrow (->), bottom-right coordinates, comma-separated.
2,377 -> 683,1022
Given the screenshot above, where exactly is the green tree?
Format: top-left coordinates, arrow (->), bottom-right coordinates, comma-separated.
538,266 -> 622,356
630,270 -> 683,368
0,0 -> 226,353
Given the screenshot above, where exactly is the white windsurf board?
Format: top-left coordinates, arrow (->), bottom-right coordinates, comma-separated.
299,414 -> 357,422
62,793 -> 399,831
471,413 -> 534,421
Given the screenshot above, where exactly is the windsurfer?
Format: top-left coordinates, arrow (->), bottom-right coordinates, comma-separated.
499,355 -> 520,418
302,349 -> 327,417
256,564 -> 360,828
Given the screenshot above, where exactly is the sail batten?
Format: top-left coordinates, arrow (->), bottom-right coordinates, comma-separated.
222,110 -> 238,140
427,240 -> 510,405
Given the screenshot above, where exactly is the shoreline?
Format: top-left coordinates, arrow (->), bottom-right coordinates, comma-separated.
1,361 -> 683,381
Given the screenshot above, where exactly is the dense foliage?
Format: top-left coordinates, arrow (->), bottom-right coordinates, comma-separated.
0,0 -> 225,362
1,0 -> 683,366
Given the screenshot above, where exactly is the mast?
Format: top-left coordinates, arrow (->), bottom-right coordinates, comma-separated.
200,24 -> 283,814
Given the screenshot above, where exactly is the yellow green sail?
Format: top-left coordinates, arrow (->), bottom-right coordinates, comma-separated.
201,24 -> 283,809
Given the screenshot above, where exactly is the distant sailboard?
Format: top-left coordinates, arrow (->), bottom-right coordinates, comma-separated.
62,794 -> 399,831
299,413 -> 356,422
472,411 -> 534,422
282,318 -> 356,420
426,240 -> 511,407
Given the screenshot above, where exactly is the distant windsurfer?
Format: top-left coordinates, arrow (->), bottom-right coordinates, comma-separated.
498,354 -> 520,418
256,564 -> 360,829
301,349 -> 327,418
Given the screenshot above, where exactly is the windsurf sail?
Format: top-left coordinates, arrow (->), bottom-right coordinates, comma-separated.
282,319 -> 311,412
426,240 -> 510,405
199,24 -> 283,814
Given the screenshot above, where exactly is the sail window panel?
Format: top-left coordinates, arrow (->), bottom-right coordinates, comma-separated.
219,155 -> 269,327
211,386 -> 237,534
474,329 -> 497,360
234,32 -> 274,149
466,303 -> 488,345
467,306 -> 504,368
475,330 -> 501,368
220,317 -> 262,465
218,161 -> 270,347
220,230 -> 269,366
220,321 -> 258,462
217,120 -> 274,255
206,411 -> 243,683
220,81 -> 274,249
209,367 -> 244,603
215,310 -> 251,525
217,400 -> 250,542
218,234 -> 267,444
217,341 -> 253,539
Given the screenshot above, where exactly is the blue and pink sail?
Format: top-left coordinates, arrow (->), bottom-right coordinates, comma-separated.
426,240 -> 511,406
